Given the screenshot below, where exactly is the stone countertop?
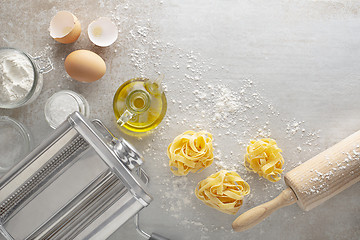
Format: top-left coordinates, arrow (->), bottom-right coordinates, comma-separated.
1,0 -> 360,239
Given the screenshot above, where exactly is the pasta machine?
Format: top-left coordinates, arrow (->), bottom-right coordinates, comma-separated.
0,112 -> 168,240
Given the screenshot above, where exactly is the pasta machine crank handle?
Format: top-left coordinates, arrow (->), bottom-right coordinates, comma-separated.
135,214 -> 170,240
232,187 -> 297,232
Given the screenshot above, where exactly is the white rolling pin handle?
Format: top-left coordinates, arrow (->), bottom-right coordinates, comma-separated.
232,187 -> 297,232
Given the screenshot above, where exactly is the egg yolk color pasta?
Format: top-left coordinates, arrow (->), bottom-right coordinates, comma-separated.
244,138 -> 284,182
195,170 -> 250,215
167,130 -> 214,176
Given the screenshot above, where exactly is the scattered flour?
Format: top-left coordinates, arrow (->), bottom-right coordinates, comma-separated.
106,2 -> 326,237
298,146 -> 360,196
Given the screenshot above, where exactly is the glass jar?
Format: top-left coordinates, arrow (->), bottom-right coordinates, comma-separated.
44,90 -> 90,129
0,47 -> 52,109
0,116 -> 33,176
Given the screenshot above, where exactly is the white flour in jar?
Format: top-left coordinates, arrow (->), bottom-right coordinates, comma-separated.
0,51 -> 34,103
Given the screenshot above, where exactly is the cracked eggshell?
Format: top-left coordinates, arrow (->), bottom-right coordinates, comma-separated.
88,17 -> 118,47
49,11 -> 81,44
64,50 -> 106,83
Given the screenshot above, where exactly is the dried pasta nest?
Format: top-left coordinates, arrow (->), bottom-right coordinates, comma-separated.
244,138 -> 284,182
167,130 -> 214,176
195,170 -> 250,215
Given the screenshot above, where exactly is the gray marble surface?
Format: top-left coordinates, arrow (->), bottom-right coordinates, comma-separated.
1,0 -> 360,239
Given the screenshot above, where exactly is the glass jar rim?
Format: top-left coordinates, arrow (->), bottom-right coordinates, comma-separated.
0,47 -> 41,109
0,116 -> 33,175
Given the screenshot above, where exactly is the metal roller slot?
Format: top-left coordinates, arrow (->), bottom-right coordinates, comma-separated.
0,135 -> 89,224
27,169 -> 127,240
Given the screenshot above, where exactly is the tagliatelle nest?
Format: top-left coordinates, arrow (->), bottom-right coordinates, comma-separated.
195,170 -> 250,215
167,130 -> 214,176
244,138 -> 284,182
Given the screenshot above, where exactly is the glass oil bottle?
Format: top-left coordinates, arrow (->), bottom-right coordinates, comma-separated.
113,74 -> 167,133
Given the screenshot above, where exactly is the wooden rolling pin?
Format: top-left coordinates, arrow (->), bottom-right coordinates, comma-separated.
232,130 -> 360,232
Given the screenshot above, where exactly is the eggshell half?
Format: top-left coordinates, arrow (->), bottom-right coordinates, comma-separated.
49,11 -> 81,44
64,50 -> 106,82
88,17 -> 118,47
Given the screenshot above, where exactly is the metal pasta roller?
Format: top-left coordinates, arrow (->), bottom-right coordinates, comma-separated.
0,112 -> 169,240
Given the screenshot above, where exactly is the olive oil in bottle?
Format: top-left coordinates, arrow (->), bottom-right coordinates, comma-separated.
113,75 -> 167,133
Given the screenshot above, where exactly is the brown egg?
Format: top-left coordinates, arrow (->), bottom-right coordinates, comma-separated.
64,50 -> 106,82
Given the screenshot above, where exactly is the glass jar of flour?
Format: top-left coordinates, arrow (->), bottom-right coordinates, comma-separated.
0,47 -> 52,109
